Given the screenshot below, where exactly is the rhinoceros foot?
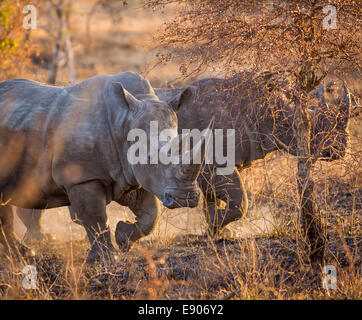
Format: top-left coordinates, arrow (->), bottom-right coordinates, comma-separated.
115,221 -> 139,252
206,209 -> 228,238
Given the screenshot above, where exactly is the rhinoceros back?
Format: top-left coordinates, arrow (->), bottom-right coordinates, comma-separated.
0,77 -> 114,206
0,79 -> 77,206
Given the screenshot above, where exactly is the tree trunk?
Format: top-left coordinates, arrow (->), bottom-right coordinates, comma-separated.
47,6 -> 64,85
295,92 -> 326,264
64,8 -> 76,85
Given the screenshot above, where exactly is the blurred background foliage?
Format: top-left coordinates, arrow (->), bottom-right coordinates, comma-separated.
0,0 -> 33,80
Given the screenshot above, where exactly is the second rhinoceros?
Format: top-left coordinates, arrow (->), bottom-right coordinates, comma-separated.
157,73 -> 351,234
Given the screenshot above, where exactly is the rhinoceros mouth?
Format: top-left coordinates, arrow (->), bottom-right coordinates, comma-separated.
162,190 -> 200,209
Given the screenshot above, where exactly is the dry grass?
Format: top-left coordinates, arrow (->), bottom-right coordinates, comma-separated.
1,221 -> 360,300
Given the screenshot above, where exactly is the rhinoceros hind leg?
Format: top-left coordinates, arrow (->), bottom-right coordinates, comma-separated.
0,205 -> 35,258
15,207 -> 56,243
115,189 -> 159,251
68,181 -> 118,264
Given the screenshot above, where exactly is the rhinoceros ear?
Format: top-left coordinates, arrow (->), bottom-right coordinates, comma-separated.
167,86 -> 196,111
113,82 -> 141,112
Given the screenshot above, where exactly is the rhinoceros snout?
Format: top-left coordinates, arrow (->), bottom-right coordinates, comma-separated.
162,190 -> 200,209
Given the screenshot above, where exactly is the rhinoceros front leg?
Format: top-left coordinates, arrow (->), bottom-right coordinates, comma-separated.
15,207 -> 56,243
0,205 -> 34,258
115,188 -> 160,251
199,168 -> 248,236
68,181 -> 117,264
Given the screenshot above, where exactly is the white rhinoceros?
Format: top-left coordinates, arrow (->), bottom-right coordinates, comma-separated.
0,71 -> 211,263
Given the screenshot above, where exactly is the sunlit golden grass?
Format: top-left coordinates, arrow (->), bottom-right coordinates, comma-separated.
1,221 -> 360,299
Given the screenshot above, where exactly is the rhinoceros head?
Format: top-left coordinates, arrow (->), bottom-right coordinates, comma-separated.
116,83 -> 211,209
309,81 -> 351,160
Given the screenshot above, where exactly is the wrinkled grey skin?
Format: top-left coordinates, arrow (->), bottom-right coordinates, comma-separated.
1,71 -> 206,263
16,74 -> 351,241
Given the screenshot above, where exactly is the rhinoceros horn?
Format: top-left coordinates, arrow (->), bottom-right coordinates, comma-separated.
176,117 -> 215,181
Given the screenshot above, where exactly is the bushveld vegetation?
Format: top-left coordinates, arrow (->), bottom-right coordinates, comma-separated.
0,0 -> 34,80
0,0 -> 361,299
